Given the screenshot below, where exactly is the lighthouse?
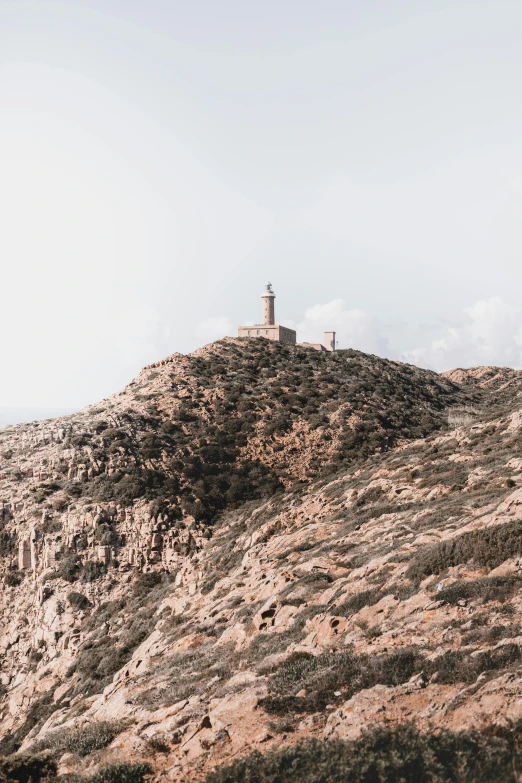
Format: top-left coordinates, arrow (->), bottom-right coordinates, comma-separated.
237,283 -> 336,350
237,282 -> 296,345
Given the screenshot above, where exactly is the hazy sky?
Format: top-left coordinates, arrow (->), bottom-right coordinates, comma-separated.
2,0 -> 522,408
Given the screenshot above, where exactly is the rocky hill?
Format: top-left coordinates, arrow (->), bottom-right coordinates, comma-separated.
2,340 -> 522,781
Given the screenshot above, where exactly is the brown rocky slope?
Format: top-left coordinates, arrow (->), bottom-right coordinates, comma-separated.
1,340 -> 522,780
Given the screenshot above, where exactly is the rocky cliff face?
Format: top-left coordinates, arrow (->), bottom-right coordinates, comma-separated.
1,339 -> 522,781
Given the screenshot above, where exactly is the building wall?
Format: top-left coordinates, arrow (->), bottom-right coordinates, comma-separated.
262,294 -> 275,326
324,331 -> 336,351
238,325 -> 296,345
277,326 -> 297,345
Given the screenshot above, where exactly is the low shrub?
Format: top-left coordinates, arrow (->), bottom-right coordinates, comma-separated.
436,576 -> 522,606
0,688 -> 59,756
407,521 -> 522,582
335,588 -> 380,616
259,641 -> 522,716
54,554 -> 81,583
259,648 -> 419,715
137,644 -> 238,709
462,624 -> 521,646
143,736 -> 170,754
87,762 -> 152,783
67,592 -> 92,611
81,561 -> 107,583
425,644 -> 521,685
0,531 -> 15,557
334,583 -> 416,617
31,720 -> 123,758
0,754 -> 57,782
69,605 -> 158,697
4,572 -> 21,588
203,723 -> 522,783
131,572 -> 163,599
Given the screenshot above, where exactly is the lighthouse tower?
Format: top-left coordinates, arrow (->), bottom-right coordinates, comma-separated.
262,282 -> 276,325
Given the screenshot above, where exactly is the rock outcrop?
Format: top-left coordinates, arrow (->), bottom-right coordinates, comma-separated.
1,338 -> 522,780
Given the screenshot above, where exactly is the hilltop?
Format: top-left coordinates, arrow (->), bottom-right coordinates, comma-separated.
2,340 -> 522,781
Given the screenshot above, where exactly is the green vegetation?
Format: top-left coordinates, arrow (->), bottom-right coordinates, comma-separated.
31,720 -> 123,758
66,573 -> 175,698
259,648 -> 419,714
53,340 -> 471,532
0,754 -> 56,783
0,688 -> 59,756
259,643 -> 522,716
203,723 -> 522,783
136,643 -> 237,709
436,575 -> 522,606
0,531 -> 15,558
0,757 -> 151,783
86,762 -> 151,783
407,521 -> 522,582
67,592 -> 92,611
3,572 -> 21,588
53,554 -> 107,584
334,588 -> 385,616
427,644 -> 521,684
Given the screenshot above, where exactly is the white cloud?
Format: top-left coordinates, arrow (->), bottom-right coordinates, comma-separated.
288,299 -> 390,356
197,316 -> 234,344
404,297 -> 522,371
